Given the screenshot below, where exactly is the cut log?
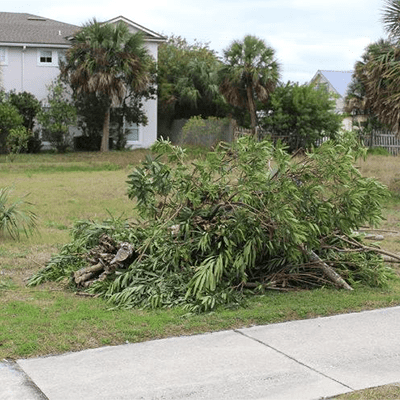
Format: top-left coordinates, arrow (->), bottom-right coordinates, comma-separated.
73,236 -> 135,288
74,263 -> 104,285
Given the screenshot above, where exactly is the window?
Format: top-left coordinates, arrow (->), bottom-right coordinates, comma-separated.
126,123 -> 139,142
110,109 -> 140,143
37,49 -> 58,66
0,48 -> 8,65
40,50 -> 52,63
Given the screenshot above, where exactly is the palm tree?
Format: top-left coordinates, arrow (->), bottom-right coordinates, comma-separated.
354,38 -> 400,134
219,35 -> 280,135
382,0 -> 400,41
345,39 -> 390,116
349,1 -> 400,135
61,20 -> 153,151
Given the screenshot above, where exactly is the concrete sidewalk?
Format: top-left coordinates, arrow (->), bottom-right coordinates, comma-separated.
2,306 -> 400,400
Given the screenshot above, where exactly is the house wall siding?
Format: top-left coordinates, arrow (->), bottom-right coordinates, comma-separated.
2,42 -> 159,149
2,47 -> 23,94
2,46 -> 61,101
126,40 -> 158,148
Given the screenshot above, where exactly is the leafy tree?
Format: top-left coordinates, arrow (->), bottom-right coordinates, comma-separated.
29,137 -> 391,312
6,126 -> 31,161
158,36 -> 226,122
7,91 -> 42,153
262,81 -> 343,150
8,91 -> 41,132
219,35 -> 280,134
61,20 -> 154,152
109,93 -> 150,150
72,92 -> 107,151
0,100 -> 24,153
73,89 -> 152,151
37,79 -> 77,153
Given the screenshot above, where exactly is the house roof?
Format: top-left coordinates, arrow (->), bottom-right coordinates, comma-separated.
0,12 -> 166,48
105,16 -> 166,42
0,12 -> 80,46
311,70 -> 353,98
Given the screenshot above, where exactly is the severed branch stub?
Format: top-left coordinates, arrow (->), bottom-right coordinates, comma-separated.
305,248 -> 353,291
74,234 -> 135,288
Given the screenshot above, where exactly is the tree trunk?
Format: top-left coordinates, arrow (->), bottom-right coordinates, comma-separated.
100,107 -> 110,152
247,86 -> 257,137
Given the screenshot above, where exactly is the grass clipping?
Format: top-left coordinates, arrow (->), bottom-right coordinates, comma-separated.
28,136 -> 395,312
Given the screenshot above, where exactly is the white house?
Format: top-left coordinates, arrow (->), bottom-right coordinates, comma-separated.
0,12 -> 166,149
310,70 -> 354,130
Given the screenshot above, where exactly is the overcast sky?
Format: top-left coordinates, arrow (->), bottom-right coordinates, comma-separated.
3,0 -> 388,83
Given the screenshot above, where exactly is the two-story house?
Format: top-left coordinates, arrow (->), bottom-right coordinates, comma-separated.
0,12 -> 165,149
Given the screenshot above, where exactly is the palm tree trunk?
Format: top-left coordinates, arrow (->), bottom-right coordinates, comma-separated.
101,107 -> 110,152
247,86 -> 257,137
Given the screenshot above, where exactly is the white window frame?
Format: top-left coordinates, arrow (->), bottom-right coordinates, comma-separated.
37,49 -> 58,67
125,121 -> 140,143
0,47 -> 8,65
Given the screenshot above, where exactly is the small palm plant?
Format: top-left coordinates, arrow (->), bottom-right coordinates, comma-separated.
0,187 -> 37,240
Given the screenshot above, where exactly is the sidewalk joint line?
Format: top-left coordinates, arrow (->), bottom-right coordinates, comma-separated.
6,359 -> 49,400
233,329 -> 354,391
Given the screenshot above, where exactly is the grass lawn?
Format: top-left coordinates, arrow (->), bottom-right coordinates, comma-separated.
1,150 -> 400,398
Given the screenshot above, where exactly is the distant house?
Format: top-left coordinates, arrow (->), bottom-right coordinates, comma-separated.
0,12 -> 166,149
310,70 -> 353,130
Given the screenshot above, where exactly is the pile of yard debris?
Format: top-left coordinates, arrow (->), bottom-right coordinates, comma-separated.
28,137 -> 397,311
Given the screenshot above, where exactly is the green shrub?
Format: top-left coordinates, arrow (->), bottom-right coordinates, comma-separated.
0,102 -> 24,153
37,79 -> 77,153
367,147 -> 391,156
262,81 -> 343,151
181,116 -> 230,147
6,126 -> 32,161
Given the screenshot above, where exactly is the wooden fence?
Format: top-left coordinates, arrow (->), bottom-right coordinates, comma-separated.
362,132 -> 400,155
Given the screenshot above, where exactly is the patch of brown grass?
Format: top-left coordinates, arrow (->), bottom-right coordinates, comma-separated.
357,154 -> 400,190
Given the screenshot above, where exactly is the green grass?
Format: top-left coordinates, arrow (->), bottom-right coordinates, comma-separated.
0,150 -> 400,369
328,384 -> 400,399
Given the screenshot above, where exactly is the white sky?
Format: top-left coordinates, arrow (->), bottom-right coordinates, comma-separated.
3,0 -> 388,83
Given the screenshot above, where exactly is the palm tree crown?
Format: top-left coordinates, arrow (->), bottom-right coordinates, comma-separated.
61,20 -> 153,151
382,0 -> 400,41
219,35 -> 280,134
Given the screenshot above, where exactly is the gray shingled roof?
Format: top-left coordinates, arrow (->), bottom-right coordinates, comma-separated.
0,12 -> 80,46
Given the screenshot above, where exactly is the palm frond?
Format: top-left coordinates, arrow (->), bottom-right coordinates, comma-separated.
0,187 -> 37,240
382,0 -> 400,40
